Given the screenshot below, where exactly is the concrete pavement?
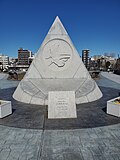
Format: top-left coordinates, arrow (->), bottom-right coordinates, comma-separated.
0,73 -> 19,89
0,124 -> 120,160
101,72 -> 120,84
0,72 -> 120,160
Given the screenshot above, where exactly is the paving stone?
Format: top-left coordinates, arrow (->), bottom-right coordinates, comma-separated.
89,145 -> 103,155
93,154 -> 114,160
94,127 -> 114,139
0,69 -> 120,160
41,146 -> 83,160
0,148 -> 11,160
63,152 -> 84,160
80,147 -> 94,160
112,154 -> 120,160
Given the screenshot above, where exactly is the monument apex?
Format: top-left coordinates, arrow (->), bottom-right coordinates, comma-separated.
48,16 -> 68,35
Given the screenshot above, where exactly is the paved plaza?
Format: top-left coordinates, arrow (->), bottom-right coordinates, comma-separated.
0,72 -> 120,160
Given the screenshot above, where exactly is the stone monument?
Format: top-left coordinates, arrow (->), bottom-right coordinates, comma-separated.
13,16 -> 102,105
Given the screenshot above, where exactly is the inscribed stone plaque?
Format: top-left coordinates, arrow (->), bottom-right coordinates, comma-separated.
48,91 -> 77,119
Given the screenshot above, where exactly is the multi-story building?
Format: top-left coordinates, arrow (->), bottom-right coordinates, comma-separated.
0,54 -> 9,68
18,48 -> 32,65
82,49 -> 90,69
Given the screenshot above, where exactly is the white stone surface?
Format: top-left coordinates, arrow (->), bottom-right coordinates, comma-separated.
13,16 -> 102,105
107,97 -> 120,117
0,100 -> 12,118
48,91 -> 77,119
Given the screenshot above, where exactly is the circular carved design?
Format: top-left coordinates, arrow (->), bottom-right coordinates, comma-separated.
42,39 -> 73,71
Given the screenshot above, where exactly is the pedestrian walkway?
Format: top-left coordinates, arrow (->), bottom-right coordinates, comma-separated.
0,73 -> 8,80
101,72 -> 120,84
0,73 -> 120,160
0,124 -> 120,160
95,72 -> 120,90
0,73 -> 19,89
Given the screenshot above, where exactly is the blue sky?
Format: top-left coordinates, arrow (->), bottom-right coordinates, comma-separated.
0,0 -> 120,57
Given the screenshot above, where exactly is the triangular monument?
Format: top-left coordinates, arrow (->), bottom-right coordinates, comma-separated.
13,16 -> 102,105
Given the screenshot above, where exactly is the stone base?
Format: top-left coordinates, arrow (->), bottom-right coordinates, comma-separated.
107,97 -> 120,117
0,100 -> 12,118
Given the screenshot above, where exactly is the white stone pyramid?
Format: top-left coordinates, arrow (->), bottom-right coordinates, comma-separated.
13,16 -> 102,105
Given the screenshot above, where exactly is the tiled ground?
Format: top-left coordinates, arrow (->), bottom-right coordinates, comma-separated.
0,72 -> 120,160
0,124 -> 120,160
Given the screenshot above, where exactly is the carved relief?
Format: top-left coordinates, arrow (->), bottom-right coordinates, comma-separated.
42,39 -> 72,71
45,52 -> 71,67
